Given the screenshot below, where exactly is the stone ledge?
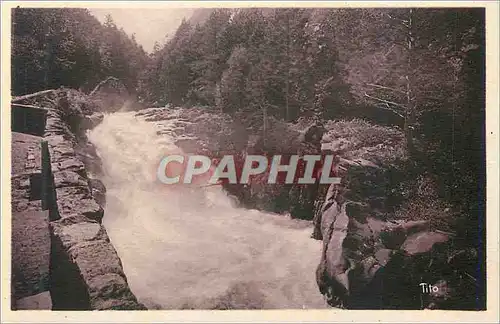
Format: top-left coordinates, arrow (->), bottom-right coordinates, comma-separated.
54,189 -> 103,222
51,232 -> 146,310
44,94 -> 145,310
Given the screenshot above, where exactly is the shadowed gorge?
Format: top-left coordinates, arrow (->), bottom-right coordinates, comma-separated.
88,112 -> 327,309
9,6 -> 487,312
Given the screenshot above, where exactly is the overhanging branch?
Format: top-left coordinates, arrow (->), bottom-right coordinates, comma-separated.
374,104 -> 406,119
363,92 -> 406,119
366,83 -> 406,94
11,89 -> 57,103
364,92 -> 407,109
11,103 -> 50,110
90,76 -> 121,96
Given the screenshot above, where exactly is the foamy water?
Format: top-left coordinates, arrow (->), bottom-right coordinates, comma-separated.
88,111 -> 327,309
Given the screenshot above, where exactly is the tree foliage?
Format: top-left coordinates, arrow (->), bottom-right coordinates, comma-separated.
11,8 -> 149,96
143,7 -> 485,245
143,7 -> 483,155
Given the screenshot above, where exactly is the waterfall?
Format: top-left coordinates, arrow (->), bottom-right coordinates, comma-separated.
88,111 -> 326,309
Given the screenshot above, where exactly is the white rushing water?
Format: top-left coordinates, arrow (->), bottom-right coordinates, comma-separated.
88,111 -> 327,309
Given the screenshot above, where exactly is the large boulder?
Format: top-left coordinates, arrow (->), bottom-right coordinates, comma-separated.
315,180 -> 455,309
313,119 -> 481,310
50,220 -> 146,310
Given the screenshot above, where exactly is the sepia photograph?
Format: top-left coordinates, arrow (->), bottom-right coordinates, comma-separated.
2,1 -> 499,322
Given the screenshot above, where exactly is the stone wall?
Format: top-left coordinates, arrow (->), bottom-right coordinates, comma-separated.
19,90 -> 145,310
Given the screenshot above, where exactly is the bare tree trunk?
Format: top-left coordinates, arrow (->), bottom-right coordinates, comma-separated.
262,103 -> 267,147
405,8 -> 416,156
285,13 -> 290,121
23,65 -> 28,95
44,31 -> 50,88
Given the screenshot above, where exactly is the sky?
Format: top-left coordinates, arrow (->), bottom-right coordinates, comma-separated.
89,8 -> 195,53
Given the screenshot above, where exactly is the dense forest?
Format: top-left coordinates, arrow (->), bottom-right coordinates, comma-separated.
142,7 -> 485,245
11,7 -> 486,299
11,8 -> 149,95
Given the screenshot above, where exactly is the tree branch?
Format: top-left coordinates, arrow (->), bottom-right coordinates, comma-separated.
374,104 -> 406,119
11,103 -> 55,111
11,89 -> 57,103
89,76 -> 121,96
366,83 -> 406,94
383,44 -> 396,58
364,92 -> 407,109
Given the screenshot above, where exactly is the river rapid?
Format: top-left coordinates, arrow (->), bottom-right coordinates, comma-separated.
88,110 -> 327,309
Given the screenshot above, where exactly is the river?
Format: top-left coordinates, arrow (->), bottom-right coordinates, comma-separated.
87,110 -> 327,310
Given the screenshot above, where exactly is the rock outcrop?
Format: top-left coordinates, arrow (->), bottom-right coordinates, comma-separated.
314,120 -> 480,310
82,112 -> 105,130
16,90 -> 145,310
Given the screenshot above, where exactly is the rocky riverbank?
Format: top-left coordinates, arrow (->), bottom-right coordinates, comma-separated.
11,95 -> 479,310
314,120 -> 481,310
12,89 -> 145,310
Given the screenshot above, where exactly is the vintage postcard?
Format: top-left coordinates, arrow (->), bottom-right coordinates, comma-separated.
1,1 -> 498,323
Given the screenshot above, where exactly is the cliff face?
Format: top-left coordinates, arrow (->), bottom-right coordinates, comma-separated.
13,89 -> 145,310
314,120 -> 480,309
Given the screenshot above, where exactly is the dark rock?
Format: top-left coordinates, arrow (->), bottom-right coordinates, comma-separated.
55,187 -> 103,222
316,179 -> 453,309
380,227 -> 407,250
75,142 -> 103,177
53,170 -> 88,188
89,178 -> 106,207
345,201 -> 370,224
46,135 -> 75,155
51,225 -> 145,310
53,214 -> 98,226
75,142 -> 98,158
14,89 -> 144,310
88,178 -> 106,194
11,210 -> 50,301
303,122 -> 326,146
14,291 -> 52,310
52,156 -> 85,172
82,112 -> 104,130
401,232 -> 449,255
447,248 -> 478,269
87,273 -> 146,310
